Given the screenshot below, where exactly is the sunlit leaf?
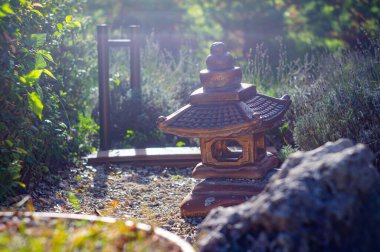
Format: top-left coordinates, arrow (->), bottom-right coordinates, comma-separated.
37,50 -> 54,63
68,192 -> 80,210
26,69 -> 43,79
22,69 -> 43,85
112,200 -> 118,209
26,198 -> 35,212
0,11 -> 6,17
65,15 -> 72,23
31,9 -> 43,17
15,147 -> 28,155
30,33 -> 46,46
1,3 -> 15,14
57,23 -> 63,31
5,140 -> 13,147
17,182 -> 26,188
28,92 -> 44,120
73,21 -> 81,28
112,78 -> 120,86
35,54 -> 47,69
176,141 -> 186,147
43,69 -> 56,79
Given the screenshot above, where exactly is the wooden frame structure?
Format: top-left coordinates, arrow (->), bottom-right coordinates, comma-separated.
97,24 -> 141,151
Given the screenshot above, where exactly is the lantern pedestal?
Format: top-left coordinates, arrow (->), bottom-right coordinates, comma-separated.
192,152 -> 279,179
180,169 -> 278,217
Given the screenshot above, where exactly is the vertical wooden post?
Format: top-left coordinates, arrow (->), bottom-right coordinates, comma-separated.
97,24 -> 111,151
129,25 -> 141,96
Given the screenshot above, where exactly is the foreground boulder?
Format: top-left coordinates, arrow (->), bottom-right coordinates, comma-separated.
198,139 -> 380,252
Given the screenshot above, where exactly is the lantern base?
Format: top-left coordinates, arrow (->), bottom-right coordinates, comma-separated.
192,152 -> 279,179
180,169 -> 278,217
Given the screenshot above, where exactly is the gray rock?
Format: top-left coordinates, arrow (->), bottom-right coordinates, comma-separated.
198,139 -> 380,252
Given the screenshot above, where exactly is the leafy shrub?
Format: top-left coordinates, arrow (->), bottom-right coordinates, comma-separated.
0,1 -> 98,201
243,37 -> 380,167
289,38 -> 380,167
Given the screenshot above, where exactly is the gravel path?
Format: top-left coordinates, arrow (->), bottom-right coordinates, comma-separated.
27,163 -> 204,244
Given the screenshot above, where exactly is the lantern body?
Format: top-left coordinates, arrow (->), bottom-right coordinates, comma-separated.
158,42 -> 291,217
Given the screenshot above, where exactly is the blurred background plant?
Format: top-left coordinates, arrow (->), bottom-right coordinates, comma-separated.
1,0 -> 379,201
0,0 -> 98,201
105,37 -> 200,148
289,38 -> 380,167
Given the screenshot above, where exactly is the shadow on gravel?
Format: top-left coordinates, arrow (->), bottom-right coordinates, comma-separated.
91,164 -> 111,198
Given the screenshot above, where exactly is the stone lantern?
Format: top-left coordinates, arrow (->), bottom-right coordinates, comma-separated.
157,42 -> 291,217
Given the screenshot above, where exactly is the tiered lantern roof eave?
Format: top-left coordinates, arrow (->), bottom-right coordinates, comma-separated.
157,92 -> 291,138
157,41 -> 291,139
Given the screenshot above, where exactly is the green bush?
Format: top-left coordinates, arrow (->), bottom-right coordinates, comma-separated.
242,37 -> 380,167
290,39 -> 380,166
0,0 -> 97,201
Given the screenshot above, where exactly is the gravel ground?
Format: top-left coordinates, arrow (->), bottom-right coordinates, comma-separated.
23,163 -> 204,244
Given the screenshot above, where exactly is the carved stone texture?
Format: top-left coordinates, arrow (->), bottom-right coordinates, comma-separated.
198,139 -> 380,252
157,42 -> 291,217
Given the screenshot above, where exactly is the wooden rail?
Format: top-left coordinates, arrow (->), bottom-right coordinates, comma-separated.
86,147 -> 201,167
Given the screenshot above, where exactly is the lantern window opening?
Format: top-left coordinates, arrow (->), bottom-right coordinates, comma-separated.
211,139 -> 243,162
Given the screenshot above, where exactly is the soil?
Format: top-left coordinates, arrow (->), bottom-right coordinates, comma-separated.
3,163 -> 204,245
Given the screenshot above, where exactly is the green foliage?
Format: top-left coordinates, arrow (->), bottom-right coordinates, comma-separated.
0,0 -> 98,201
284,0 -> 380,51
170,175 -> 184,180
108,38 -> 200,148
279,145 -> 298,162
242,33 -> 380,166
289,38 -> 380,166
85,0 -> 380,62
1,0 -> 379,201
0,216 -> 172,251
67,191 -> 80,210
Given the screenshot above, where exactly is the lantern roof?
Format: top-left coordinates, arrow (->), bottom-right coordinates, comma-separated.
157,42 -> 291,138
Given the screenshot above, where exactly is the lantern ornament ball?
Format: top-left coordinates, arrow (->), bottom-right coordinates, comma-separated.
158,42 -> 291,217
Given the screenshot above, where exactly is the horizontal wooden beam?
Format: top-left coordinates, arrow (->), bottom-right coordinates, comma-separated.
86,147 -> 201,167
108,39 -> 131,47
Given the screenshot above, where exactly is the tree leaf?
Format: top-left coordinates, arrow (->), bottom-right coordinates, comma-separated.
18,182 -> 26,188
67,192 -> 80,210
31,9 -> 43,17
57,23 -> 63,31
25,69 -> 43,82
1,3 -> 15,14
5,140 -> 13,147
28,92 -> 44,120
35,54 -> 47,69
30,33 -> 46,47
65,15 -> 72,23
37,50 -> 54,63
15,147 -> 28,155
176,141 -> 186,147
43,69 -> 56,79
22,69 -> 43,86
73,21 -> 81,28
